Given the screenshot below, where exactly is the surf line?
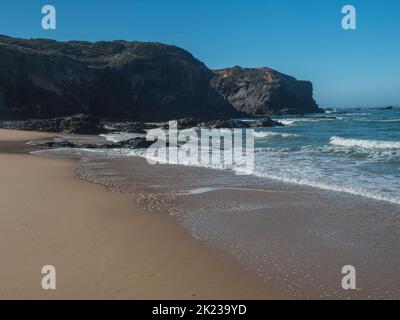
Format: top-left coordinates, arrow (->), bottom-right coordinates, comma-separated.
175,187 -> 295,195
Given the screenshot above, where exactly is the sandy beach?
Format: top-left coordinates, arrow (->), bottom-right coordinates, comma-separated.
0,129 -> 277,299
2,128 -> 400,299
1,0 -> 399,303
56,133 -> 400,299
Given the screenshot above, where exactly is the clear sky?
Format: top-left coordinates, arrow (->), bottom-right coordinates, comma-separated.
0,0 -> 399,108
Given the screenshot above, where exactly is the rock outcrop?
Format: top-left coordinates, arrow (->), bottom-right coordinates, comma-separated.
34,116 -> 283,149
0,114 -> 283,135
159,117 -> 283,130
41,137 -> 154,149
0,35 -> 240,121
0,35 -> 320,121
211,66 -> 322,115
0,114 -> 105,134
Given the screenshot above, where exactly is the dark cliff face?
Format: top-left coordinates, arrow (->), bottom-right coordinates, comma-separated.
0,35 -> 320,121
0,35 -> 239,121
211,67 -> 322,115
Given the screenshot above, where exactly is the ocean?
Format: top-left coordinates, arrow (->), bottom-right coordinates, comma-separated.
97,106 -> 400,205
31,106 -> 400,298
253,106 -> 400,204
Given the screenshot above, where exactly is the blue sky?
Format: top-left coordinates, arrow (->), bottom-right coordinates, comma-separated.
0,0 -> 399,108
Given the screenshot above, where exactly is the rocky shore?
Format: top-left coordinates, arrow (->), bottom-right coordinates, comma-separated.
0,113 -> 285,150
0,113 -> 283,134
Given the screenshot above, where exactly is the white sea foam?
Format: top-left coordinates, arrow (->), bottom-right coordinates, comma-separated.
341,112 -> 371,116
355,118 -> 400,123
32,144 -> 400,205
100,132 -> 146,143
275,117 -> 340,126
250,169 -> 400,205
330,136 -> 400,150
177,187 -> 293,195
378,118 -> 400,122
253,131 -> 299,139
275,119 -> 297,126
124,145 -> 400,205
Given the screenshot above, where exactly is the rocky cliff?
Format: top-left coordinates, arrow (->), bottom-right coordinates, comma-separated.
0,35 -> 239,121
211,67 -> 322,115
0,35 -> 320,121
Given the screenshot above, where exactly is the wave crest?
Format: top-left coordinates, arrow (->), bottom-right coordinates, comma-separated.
254,131 -> 299,139
330,136 -> 400,149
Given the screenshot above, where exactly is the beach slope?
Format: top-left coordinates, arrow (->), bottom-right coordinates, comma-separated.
0,129 -> 275,299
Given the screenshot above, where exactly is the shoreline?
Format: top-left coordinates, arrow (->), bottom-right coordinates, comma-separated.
0,129 -> 278,299
2,128 -> 400,299
53,134 -> 400,299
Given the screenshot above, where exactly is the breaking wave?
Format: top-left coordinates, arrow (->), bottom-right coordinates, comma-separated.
253,131 -> 299,139
100,132 -> 146,143
330,136 -> 400,150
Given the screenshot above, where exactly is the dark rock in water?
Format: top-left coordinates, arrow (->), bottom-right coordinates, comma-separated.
383,106 -> 394,110
0,114 -> 105,134
41,137 -> 154,149
211,66 -> 322,116
104,122 -> 156,134
175,118 -> 203,130
1,113 -> 283,138
313,116 -> 337,120
109,138 -> 154,149
43,140 -> 77,148
159,118 -> 202,130
276,108 -> 299,115
105,118 -> 204,133
205,119 -> 250,129
202,117 -> 283,129
248,118 -> 284,128
58,114 -> 105,134
157,117 -> 283,130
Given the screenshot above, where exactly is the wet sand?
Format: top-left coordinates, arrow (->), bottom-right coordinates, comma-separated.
0,130 -> 277,299
59,148 -> 400,299
4,129 -> 400,299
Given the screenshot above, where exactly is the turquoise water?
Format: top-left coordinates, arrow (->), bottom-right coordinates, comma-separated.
96,106 -> 400,204
47,106 -> 400,205
253,107 -> 400,204
31,106 -> 400,298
